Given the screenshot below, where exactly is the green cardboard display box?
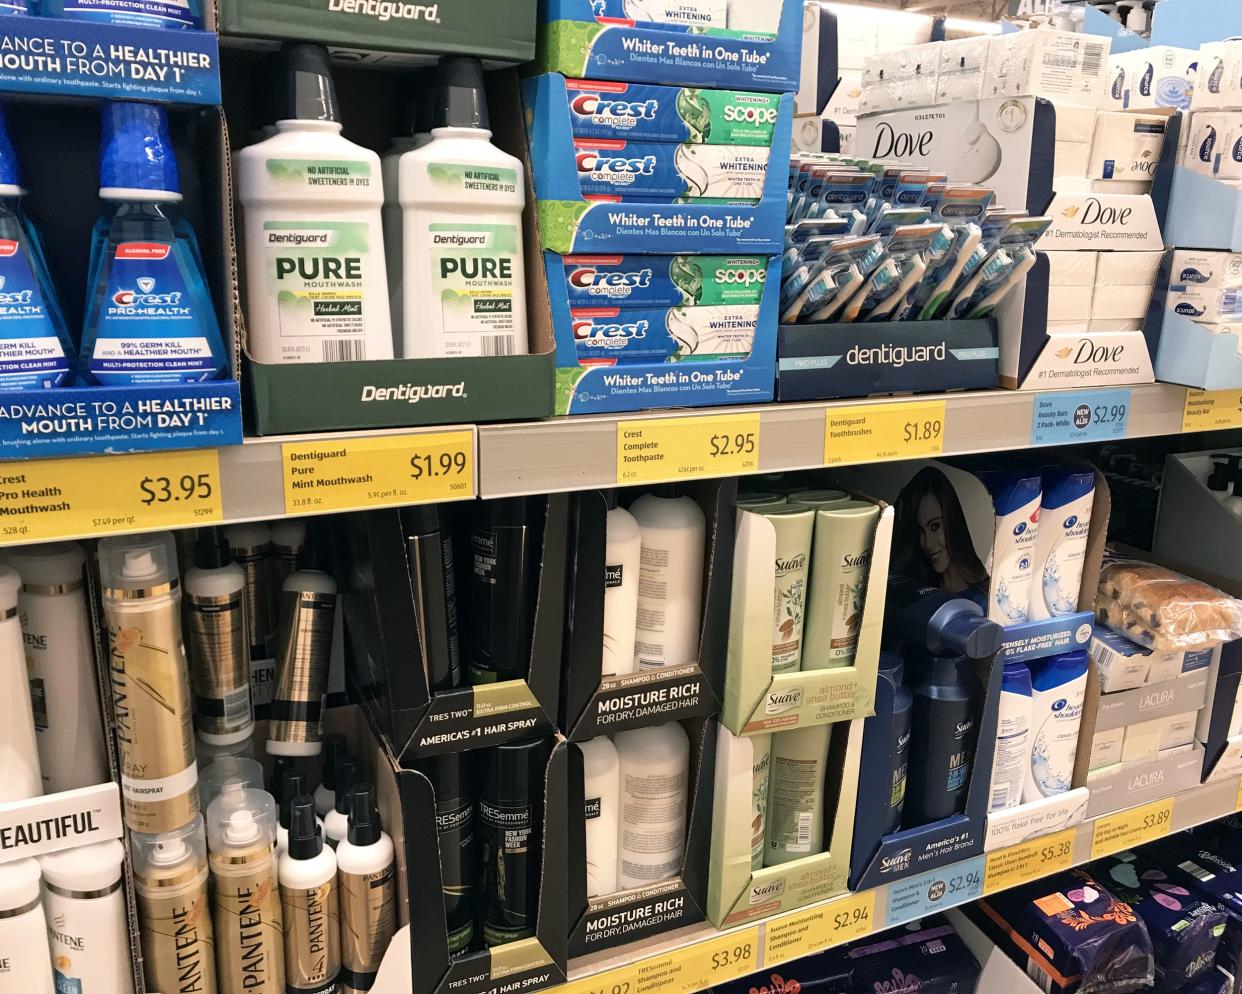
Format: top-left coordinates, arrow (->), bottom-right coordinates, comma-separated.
215,0 -> 537,66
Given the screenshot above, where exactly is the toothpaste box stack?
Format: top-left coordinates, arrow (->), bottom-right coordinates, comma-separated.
526,0 -> 801,415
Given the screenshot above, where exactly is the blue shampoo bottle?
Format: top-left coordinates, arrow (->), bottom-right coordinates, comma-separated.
903,650 -> 982,828
35,0 -> 202,29
0,105 -> 74,390
79,102 -> 227,387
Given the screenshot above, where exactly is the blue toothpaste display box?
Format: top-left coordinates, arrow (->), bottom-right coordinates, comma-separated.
534,0 -> 802,92
545,251 -> 779,414
523,73 -> 791,254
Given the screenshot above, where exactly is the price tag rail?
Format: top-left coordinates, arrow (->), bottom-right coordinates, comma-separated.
555,774 -> 1242,994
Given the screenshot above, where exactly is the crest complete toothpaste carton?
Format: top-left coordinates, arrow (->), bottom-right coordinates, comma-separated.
559,254 -> 768,306
564,78 -> 781,145
574,139 -> 769,200
571,303 -> 759,363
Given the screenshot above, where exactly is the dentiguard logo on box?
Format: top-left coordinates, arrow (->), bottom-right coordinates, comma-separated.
765,686 -> 804,715
325,0 -> 441,22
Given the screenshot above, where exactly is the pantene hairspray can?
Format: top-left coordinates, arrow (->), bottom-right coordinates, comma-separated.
99,532 -> 199,833
207,785 -> 284,994
131,815 -> 218,994
268,565 -> 337,757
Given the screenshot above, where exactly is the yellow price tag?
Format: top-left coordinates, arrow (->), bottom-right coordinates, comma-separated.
558,966 -> 637,994
282,430 -> 474,515
763,891 -> 876,967
824,400 -> 946,466
985,828 -> 1077,895
1091,798 -> 1174,859
561,928 -> 759,994
0,447 -> 222,543
1235,775 -> 1242,813
1183,389 -> 1242,433
617,413 -> 760,484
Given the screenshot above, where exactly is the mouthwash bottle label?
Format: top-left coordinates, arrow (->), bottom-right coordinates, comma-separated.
90,240 -> 213,385
429,222 -> 521,357
53,0 -> 200,28
0,238 -> 69,389
263,220 -> 374,362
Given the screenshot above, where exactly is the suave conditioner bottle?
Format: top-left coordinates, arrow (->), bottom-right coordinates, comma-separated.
399,57 -> 528,359
238,43 -> 393,365
79,101 -> 228,386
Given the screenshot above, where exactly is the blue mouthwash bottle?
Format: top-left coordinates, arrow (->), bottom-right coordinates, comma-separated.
35,0 -> 202,29
0,105 -> 74,390
80,102 -> 227,386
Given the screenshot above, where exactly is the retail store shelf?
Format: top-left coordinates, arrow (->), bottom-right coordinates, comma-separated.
550,774 -> 1242,994
0,383 -> 1235,546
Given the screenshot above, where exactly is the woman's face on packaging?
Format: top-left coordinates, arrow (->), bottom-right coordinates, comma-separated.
917,493 -> 949,575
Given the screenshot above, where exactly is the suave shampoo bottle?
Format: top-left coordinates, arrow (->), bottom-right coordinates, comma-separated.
80,102 -> 227,386
0,104 -> 74,389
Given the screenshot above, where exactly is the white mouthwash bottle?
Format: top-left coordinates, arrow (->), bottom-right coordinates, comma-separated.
238,43 -> 393,365
399,57 -> 528,359
383,73 -> 433,357
0,104 -> 73,389
79,102 -> 228,386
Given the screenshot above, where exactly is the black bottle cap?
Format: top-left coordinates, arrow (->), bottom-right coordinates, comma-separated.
297,520 -> 329,571
268,756 -> 295,801
484,497 -> 528,528
280,43 -> 340,124
414,751 -> 471,802
650,483 -> 679,498
321,735 -> 346,790
482,738 -> 550,808
414,69 -> 436,135
279,768 -> 308,830
195,527 -> 231,570
347,782 -> 382,847
602,489 -> 619,511
288,795 -> 323,860
334,757 -> 359,816
401,503 -> 442,536
434,57 -> 488,131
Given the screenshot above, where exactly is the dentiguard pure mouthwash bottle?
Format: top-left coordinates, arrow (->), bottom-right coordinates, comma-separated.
79,101 -> 228,386
35,0 -> 202,30
238,43 -> 393,365
0,105 -> 74,390
400,57 -> 527,359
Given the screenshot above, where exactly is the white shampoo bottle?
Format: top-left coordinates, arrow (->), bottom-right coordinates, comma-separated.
238,43 -> 393,365
0,542 -> 107,794
279,796 -> 341,994
399,57 -> 528,359
40,839 -> 135,994
602,493 -> 641,677
629,489 -> 706,671
0,858 -> 53,992
0,563 -> 41,803
579,736 -> 620,897
615,722 -> 690,889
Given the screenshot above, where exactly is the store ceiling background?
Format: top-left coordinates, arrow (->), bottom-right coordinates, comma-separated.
843,0 -> 1012,17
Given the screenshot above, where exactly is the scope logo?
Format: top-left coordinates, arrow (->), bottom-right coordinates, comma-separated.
723,104 -> 778,125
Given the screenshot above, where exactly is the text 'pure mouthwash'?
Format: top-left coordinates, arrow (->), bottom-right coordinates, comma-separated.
79,102 -> 227,387
0,104 -> 74,390
399,57 -> 528,359
238,43 -> 394,365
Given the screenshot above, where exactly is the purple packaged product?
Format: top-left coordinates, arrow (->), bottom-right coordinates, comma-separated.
1185,968 -> 1233,994
965,867 -> 1154,994
1094,850 -> 1227,991
711,953 -> 851,994
844,918 -> 980,994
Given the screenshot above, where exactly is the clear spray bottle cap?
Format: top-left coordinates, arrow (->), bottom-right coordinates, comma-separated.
98,532 -> 180,597
129,814 -> 208,885
206,784 -> 277,855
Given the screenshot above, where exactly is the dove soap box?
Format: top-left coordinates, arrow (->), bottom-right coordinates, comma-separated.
559,254 -> 768,307
1091,251 -> 1163,323
574,139 -> 769,201
1088,111 -> 1168,185
564,79 -> 781,146
571,303 -> 759,364
1094,850 -> 1227,992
